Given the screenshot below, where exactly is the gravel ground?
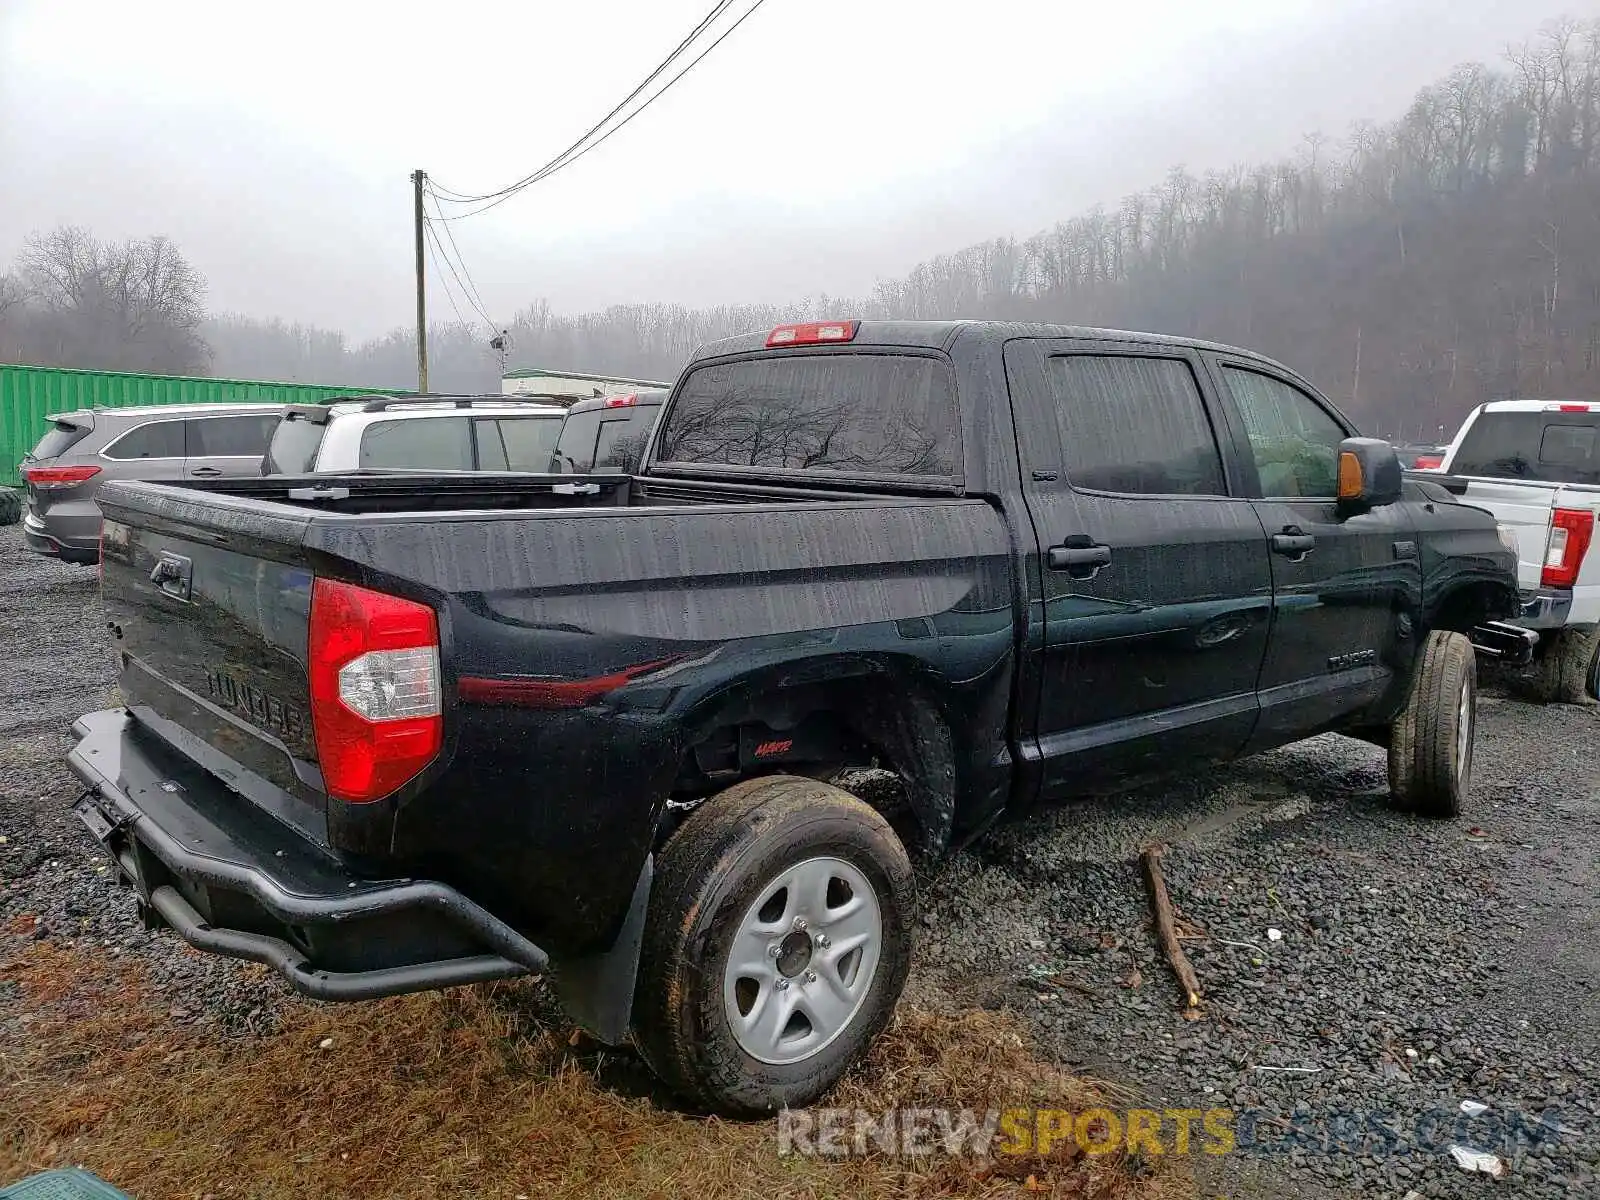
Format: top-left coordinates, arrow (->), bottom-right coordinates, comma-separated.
3,521 -> 1598,1197
911,690 -> 1600,1198
0,527 -> 287,1039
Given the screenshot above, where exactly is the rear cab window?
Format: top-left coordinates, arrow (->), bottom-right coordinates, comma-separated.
1453,410 -> 1600,486
654,354 -> 960,480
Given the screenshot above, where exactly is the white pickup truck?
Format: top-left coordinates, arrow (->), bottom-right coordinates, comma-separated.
1435,399 -> 1600,702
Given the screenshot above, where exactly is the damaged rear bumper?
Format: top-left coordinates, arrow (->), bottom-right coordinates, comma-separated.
67,708 -> 548,1001
1469,620 -> 1540,666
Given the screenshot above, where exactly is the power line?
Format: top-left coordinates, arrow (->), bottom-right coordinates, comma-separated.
430,0 -> 735,208
429,0 -> 767,221
424,219 -> 501,345
422,220 -> 474,332
427,195 -> 495,326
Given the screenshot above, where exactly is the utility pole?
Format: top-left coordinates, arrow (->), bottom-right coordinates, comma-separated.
412,169 -> 429,392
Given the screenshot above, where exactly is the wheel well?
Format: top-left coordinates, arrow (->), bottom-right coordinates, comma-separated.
1428,581 -> 1514,636
670,676 -> 956,859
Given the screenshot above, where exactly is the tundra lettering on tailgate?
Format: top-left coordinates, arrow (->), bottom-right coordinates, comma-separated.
204,668 -> 307,738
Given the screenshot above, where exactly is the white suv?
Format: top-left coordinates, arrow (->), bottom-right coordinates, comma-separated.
262,395 -> 565,475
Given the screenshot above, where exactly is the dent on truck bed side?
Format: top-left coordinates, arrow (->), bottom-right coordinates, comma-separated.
301,498 -> 1017,956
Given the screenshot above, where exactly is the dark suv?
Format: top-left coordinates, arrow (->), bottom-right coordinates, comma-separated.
548,390 -> 667,474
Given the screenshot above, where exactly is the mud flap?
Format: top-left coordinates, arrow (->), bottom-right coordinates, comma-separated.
551,854 -> 653,1046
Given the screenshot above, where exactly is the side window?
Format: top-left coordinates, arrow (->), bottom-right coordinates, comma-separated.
188,414 -> 277,457
358,416 -> 472,470
593,416 -> 647,472
474,420 -> 509,471
1045,355 -> 1226,496
1221,368 -> 1344,498
496,417 -> 562,471
102,420 -> 185,460
1539,423 -> 1598,474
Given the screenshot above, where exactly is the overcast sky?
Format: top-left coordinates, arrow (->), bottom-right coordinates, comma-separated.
0,0 -> 1589,340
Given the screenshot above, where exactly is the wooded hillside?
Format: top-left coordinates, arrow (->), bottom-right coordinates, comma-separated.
4,15 -> 1597,440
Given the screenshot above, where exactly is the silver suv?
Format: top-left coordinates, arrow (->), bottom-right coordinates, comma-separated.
262,395 -> 565,475
21,403 -> 282,564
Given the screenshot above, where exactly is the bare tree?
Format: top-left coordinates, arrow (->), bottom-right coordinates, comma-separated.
0,274 -> 23,322
87,14 -> 1600,434
15,226 -> 210,374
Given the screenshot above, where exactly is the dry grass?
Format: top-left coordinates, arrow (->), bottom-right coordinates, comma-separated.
0,935 -> 1191,1199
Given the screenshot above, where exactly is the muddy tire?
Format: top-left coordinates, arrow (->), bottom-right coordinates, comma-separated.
632,774 -> 915,1117
0,488 -> 20,528
1528,626 -> 1600,705
1389,630 -> 1477,819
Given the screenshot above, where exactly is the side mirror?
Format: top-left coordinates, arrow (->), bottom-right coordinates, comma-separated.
1337,437 -> 1404,510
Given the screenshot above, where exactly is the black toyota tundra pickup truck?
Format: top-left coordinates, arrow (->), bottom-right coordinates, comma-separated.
70,320 -> 1522,1115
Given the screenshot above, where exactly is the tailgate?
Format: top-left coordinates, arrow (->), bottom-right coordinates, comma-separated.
1458,479 -> 1556,591
98,482 -> 329,842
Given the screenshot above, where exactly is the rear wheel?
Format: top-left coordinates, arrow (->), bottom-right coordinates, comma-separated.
1529,626 -> 1600,705
632,775 -> 914,1116
0,488 -> 20,528
1389,630 -> 1477,819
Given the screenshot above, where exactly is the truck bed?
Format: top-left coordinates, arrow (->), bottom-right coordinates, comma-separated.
161,471 -> 637,514
93,472 -> 1016,956
163,469 -> 961,516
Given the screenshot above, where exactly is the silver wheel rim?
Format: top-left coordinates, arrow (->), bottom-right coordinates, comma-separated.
1455,674 -> 1473,785
722,855 -> 882,1066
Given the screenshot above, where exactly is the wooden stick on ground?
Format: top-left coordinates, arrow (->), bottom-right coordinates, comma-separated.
1140,845 -> 1203,1010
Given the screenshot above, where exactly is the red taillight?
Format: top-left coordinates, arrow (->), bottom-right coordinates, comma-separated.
604,394 -> 638,408
1542,508 -> 1596,589
1414,455 -> 1444,469
766,320 -> 859,348
308,578 -> 442,804
1547,403 -> 1596,413
24,464 -> 101,488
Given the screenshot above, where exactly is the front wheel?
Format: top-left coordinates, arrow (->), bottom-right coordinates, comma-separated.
632,775 -> 915,1117
1389,630 -> 1477,818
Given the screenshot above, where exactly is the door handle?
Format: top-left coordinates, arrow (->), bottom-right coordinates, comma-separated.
1272,529 -> 1316,559
190,466 -> 222,477
1047,539 -> 1112,578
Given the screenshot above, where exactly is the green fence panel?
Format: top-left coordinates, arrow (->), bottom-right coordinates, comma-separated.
0,364 -> 399,486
